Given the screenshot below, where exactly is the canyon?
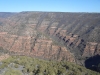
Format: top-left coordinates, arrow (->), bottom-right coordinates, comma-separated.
0,12 -> 100,66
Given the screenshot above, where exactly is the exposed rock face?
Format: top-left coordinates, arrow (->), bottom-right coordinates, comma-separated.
0,12 -> 100,64
0,31 -> 75,62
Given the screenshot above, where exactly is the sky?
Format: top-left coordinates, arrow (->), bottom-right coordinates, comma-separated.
0,0 -> 100,12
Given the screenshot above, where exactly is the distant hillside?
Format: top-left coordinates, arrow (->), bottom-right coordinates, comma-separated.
0,12 -> 16,18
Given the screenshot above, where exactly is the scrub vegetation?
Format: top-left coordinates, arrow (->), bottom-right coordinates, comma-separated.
0,55 -> 99,75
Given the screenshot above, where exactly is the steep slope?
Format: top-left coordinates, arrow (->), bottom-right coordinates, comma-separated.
0,12 -> 100,65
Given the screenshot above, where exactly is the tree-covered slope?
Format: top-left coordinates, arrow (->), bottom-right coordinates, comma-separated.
0,55 -> 99,75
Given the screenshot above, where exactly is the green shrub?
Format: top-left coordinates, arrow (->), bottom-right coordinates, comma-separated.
22,68 -> 27,73
0,63 -> 8,69
4,68 -> 22,75
14,64 -> 19,68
